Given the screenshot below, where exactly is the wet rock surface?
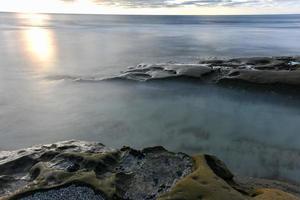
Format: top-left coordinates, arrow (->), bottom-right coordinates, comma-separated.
0,140 -> 299,200
115,146 -> 192,199
0,141 -> 192,200
0,140 -> 111,198
116,56 -> 300,87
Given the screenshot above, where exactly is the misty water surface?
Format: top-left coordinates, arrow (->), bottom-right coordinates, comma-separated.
0,13 -> 300,183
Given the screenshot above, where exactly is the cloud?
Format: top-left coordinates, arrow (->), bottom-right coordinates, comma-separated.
81,0 -> 300,8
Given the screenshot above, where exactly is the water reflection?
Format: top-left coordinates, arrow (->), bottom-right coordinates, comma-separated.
19,13 -> 56,71
24,28 -> 55,63
19,13 -> 51,26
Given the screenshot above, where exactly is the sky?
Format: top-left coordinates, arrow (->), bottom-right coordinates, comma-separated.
0,0 -> 300,15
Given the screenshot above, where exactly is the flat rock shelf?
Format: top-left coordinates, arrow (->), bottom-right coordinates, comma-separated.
115,56 -> 300,88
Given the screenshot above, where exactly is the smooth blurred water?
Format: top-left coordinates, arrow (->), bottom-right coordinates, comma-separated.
1,12 -> 300,183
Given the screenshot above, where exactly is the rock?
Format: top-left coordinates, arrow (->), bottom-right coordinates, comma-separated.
118,64 -> 214,81
0,140 -> 299,200
0,141 -> 192,200
219,69 -> 300,85
235,176 -> 300,198
204,155 -> 234,181
254,189 -> 299,200
115,56 -> 300,88
114,146 -> 192,199
19,185 -> 105,200
158,155 -> 247,200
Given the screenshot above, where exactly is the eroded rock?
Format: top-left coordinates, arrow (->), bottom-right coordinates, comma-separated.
115,146 -> 193,199
0,141 -> 193,200
116,56 -> 300,88
0,140 -> 299,200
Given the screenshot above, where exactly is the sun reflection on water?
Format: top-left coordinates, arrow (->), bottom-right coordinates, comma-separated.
19,13 -> 56,71
24,27 -> 55,63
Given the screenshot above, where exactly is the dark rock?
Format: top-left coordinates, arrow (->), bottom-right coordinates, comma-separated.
0,140 -> 299,200
0,141 -> 193,200
115,146 -> 193,200
18,185 -> 105,200
204,154 -> 234,181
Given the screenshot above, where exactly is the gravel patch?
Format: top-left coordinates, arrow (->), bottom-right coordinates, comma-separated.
20,185 -> 105,200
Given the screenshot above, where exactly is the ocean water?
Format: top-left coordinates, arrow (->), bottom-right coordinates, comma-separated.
1,12 -> 300,183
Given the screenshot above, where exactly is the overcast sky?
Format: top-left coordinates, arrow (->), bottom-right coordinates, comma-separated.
1,0 -> 300,15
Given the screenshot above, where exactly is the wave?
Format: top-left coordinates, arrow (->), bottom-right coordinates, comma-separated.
45,74 -> 112,83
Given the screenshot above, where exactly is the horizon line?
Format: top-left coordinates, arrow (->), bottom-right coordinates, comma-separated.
1,11 -> 300,16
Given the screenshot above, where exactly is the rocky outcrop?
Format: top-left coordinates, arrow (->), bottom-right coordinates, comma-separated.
0,140 -> 299,200
116,56 -> 300,88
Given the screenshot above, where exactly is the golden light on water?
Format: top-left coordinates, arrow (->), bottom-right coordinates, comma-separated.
24,28 -> 55,63
22,13 -> 51,26
19,13 -> 56,71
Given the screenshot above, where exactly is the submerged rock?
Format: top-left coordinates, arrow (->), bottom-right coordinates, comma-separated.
0,140 -> 299,200
116,56 -> 300,88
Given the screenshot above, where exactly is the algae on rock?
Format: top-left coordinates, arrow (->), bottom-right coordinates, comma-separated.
0,140 -> 299,200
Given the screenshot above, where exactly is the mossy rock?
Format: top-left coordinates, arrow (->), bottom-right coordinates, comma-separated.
1,140 -> 299,200
254,189 -> 299,200
158,155 -> 248,200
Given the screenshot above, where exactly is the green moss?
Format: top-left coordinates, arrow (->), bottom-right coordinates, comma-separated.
158,155 -> 300,200
5,151 -> 119,200
57,151 -> 120,168
253,189 -> 299,200
4,150 -> 299,200
158,155 -> 250,200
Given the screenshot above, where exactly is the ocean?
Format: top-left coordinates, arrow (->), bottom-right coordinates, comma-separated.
1,12 -> 300,183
